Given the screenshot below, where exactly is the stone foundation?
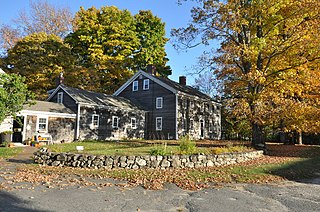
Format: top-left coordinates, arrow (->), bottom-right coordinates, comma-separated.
33,148 -> 264,169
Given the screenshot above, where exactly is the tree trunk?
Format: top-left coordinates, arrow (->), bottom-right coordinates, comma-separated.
279,119 -> 286,143
252,123 -> 265,149
298,131 -> 303,145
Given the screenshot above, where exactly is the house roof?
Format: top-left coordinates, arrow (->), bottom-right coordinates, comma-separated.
114,70 -> 219,103
23,101 -> 75,114
154,76 -> 214,101
49,85 -> 144,111
0,68 -> 5,74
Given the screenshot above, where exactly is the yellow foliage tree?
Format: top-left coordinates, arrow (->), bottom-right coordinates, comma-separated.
173,0 -> 320,146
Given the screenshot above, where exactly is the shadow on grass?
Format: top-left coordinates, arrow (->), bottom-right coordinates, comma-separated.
0,191 -> 47,212
266,143 -> 320,158
270,156 -> 320,185
7,157 -> 34,165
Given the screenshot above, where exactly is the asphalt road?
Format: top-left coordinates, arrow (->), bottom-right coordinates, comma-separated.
1,180 -> 320,212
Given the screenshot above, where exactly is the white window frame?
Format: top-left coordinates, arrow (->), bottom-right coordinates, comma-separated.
156,97 -> 163,109
131,118 -> 137,129
37,116 -> 48,133
143,79 -> 149,90
92,114 -> 99,128
112,116 -> 119,128
156,117 -> 162,131
57,92 -> 63,104
132,81 -> 138,91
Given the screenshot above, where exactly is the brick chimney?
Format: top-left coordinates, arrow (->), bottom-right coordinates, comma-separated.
179,76 -> 186,86
146,64 -> 156,75
56,72 -> 64,86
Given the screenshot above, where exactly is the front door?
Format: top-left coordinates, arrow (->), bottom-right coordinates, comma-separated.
200,120 -> 204,138
12,117 -> 24,142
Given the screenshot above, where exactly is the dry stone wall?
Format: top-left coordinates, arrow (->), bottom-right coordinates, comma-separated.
34,148 -> 264,169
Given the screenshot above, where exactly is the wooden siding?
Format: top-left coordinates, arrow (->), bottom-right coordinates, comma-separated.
117,74 -> 176,139
49,88 -> 78,112
78,106 -> 145,140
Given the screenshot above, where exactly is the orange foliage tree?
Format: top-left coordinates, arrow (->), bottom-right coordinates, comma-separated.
172,0 -> 320,146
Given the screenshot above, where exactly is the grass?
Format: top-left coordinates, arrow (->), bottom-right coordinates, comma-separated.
46,140 -> 254,156
47,141 -> 180,156
0,147 -> 23,159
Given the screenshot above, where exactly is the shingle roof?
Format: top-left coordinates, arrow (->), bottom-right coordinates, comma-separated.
154,76 -> 216,102
23,100 -> 75,114
60,85 -> 144,111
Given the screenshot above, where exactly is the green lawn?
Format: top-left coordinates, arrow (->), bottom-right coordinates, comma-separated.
46,140 -> 253,156
0,147 -> 23,159
47,141 -> 180,156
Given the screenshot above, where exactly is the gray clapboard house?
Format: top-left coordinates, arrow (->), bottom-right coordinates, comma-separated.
114,68 -> 221,140
47,85 -> 145,141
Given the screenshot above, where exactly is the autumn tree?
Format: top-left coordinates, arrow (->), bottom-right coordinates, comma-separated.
1,32 -> 76,99
66,6 -> 171,93
65,6 -> 139,93
0,0 -> 72,49
0,73 -> 32,123
172,0 -> 320,147
134,10 -> 171,76
193,70 -> 220,98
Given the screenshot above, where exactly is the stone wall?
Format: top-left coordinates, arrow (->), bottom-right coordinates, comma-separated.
34,148 -> 264,169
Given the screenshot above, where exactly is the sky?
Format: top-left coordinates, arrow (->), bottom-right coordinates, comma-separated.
0,0 -> 211,85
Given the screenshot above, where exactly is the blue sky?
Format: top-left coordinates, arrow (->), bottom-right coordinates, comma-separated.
0,0 -> 212,84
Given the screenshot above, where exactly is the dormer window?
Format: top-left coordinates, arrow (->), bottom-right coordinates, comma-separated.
132,81 -> 138,91
57,92 -> 63,104
143,79 -> 149,90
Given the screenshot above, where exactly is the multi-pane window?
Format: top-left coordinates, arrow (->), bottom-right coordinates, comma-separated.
57,92 -> 63,104
156,97 -> 163,109
132,81 -> 138,91
143,79 -> 149,90
131,118 -> 137,129
37,117 -> 48,132
156,117 -> 162,131
112,116 -> 119,128
92,114 -> 99,128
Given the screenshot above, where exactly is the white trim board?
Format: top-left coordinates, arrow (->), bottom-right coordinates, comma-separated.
20,110 -> 76,119
113,70 -> 177,96
47,85 -> 78,104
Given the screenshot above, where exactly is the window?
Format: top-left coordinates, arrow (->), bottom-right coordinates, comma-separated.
213,105 -> 216,113
92,115 -> 99,128
190,101 -> 194,109
190,119 -> 194,130
143,79 -> 149,90
156,97 -> 163,109
37,117 -> 48,132
132,81 -> 138,91
112,116 -> 119,128
57,92 -> 63,104
209,122 -> 213,133
156,117 -> 162,131
131,118 -> 137,129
